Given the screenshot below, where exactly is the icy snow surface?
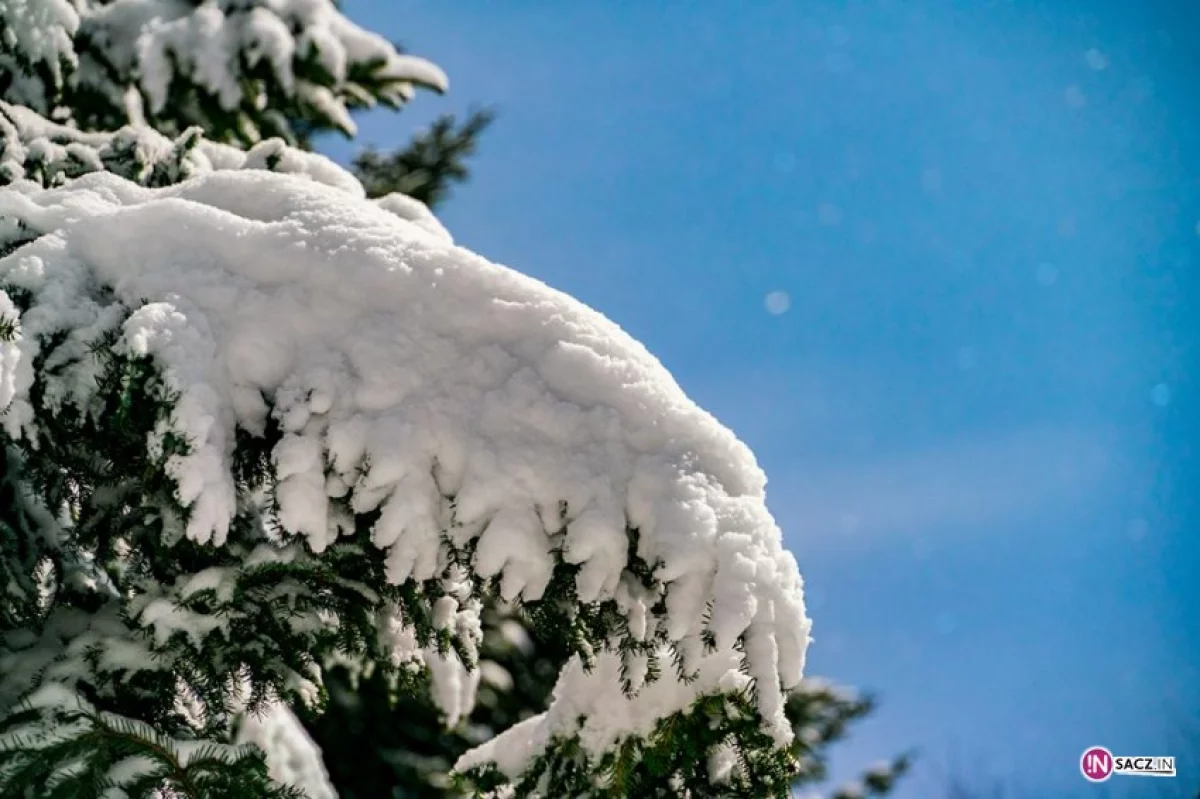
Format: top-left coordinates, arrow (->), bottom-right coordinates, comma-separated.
0,167 -> 810,768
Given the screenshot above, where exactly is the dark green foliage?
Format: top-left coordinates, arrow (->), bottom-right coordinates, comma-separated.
0,695 -> 306,799
301,601 -> 569,799
352,109 -> 495,207
305,604 -> 911,799
787,684 -> 912,798
472,689 -> 799,799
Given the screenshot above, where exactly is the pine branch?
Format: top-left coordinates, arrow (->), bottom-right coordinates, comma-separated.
352,108 -> 496,208
0,690 -> 304,799
0,100 -> 850,799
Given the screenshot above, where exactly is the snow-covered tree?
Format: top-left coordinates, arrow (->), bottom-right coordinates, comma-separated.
306,598 -> 912,799
1,4 -> 912,797
299,599 -> 573,798
1,0 -> 495,226
0,98 -> 814,796
0,0 -> 446,145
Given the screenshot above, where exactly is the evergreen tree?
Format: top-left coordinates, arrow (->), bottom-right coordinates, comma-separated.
298,601 -> 572,799
351,109 -> 495,207
304,606 -> 911,798
0,0 -> 446,145
1,3 -> 908,797
0,103 -> 812,796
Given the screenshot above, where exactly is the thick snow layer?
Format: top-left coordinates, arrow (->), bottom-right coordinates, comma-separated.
0,167 -> 810,768
237,702 -> 336,799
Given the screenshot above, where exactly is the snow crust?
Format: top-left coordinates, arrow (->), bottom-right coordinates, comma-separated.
0,167 -> 810,771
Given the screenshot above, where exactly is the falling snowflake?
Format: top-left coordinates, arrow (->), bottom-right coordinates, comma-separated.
765,291 -> 791,315
1085,48 -> 1108,71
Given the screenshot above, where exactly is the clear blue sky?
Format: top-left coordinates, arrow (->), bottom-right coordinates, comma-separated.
322,2 -> 1198,795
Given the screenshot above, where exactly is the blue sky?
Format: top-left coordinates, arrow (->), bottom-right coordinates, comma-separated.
322,2 -> 1198,795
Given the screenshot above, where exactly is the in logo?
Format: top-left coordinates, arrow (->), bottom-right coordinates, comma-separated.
1080,746 -> 1176,782
1081,746 -> 1113,782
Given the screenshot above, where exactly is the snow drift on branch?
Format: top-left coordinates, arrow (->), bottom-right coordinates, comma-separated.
78,0 -> 447,130
0,99 -> 364,193
0,167 -> 810,770
0,0 -> 79,110
1,0 -> 446,142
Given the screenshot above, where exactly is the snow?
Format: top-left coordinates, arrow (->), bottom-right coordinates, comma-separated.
236,701 -> 337,799
707,741 -> 738,784
103,755 -> 160,791
498,618 -> 534,655
426,647 -> 480,727
133,596 -> 228,649
0,164 -> 810,777
0,0 -> 79,111
479,660 -> 514,692
454,648 -> 758,780
76,0 -> 447,133
0,603 -> 166,718
1,0 -> 444,139
0,99 -> 363,194
177,566 -> 235,602
376,600 -> 479,725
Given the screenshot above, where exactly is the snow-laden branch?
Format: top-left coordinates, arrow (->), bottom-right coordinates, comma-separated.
0,152 -> 810,788
0,0 -> 445,142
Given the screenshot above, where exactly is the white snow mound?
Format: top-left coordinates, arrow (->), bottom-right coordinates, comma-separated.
0,168 -> 810,765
